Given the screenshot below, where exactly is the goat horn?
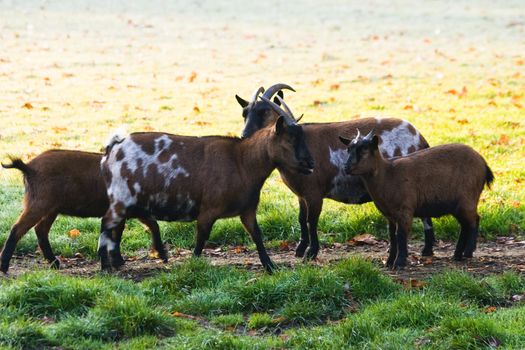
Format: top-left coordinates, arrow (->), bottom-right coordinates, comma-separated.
259,95 -> 295,126
262,83 -> 296,100
275,96 -> 296,121
353,128 -> 361,141
251,86 -> 265,103
296,114 -> 304,122
364,128 -> 375,140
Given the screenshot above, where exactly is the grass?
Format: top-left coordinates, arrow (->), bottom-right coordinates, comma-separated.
1,1 -> 525,349
0,258 -> 524,349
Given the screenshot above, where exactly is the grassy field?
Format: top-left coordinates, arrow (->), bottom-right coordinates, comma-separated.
1,1 -> 524,349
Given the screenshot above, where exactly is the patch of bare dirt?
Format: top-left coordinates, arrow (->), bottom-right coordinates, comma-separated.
3,238 -> 524,281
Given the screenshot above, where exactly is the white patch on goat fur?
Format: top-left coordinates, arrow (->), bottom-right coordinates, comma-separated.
133,182 -> 141,194
378,120 -> 421,158
98,233 -> 116,252
329,147 -> 349,171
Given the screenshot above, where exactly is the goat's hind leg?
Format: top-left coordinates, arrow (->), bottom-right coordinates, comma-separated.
1,209 -> 44,273
140,218 -> 168,262
34,213 -> 59,269
421,217 -> 435,256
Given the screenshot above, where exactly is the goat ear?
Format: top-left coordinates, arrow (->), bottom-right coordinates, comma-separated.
339,136 -> 351,145
274,116 -> 286,135
235,95 -> 249,108
371,135 -> 379,149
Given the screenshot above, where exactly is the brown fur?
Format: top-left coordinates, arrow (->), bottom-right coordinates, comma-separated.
0,150 -> 167,273
99,117 -> 314,272
342,136 -> 494,269
238,93 -> 435,259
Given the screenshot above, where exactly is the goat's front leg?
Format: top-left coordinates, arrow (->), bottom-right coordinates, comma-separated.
193,216 -> 216,257
304,198 -> 323,260
241,209 -> 275,273
393,216 -> 412,270
99,208 -> 126,271
295,198 -> 309,257
386,220 -> 397,268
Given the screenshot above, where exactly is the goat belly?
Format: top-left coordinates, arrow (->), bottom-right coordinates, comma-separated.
128,196 -> 199,222
413,200 -> 459,218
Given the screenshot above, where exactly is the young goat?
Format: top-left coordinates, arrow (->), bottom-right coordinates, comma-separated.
0,150 -> 167,273
236,84 -> 436,260
98,107 -> 314,272
340,130 -> 494,269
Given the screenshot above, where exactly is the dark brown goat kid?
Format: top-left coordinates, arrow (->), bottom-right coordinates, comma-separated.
340,130 -> 494,269
0,150 -> 167,273
98,108 -> 314,272
236,84 -> 436,260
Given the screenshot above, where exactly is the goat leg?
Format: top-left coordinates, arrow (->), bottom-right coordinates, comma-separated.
241,210 -> 276,273
304,198 -> 323,260
140,218 -> 168,262
34,213 -> 60,269
421,217 -> 435,256
393,218 -> 411,270
386,220 -> 397,268
295,199 -> 309,257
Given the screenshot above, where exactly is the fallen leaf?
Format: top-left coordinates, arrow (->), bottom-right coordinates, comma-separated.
329,83 -> 340,91
188,71 -> 197,83
516,59 -> 525,66
193,105 -> 200,113
279,241 -> 291,251
408,279 -> 427,289
143,125 -> 154,131
51,127 -> 68,133
457,119 -> 469,125
194,121 -> 210,126
68,229 -> 80,239
149,250 -> 161,259
488,100 -> 497,106
403,104 -> 413,110
348,233 -> 378,246
22,102 -> 33,109
483,306 -> 497,313
496,134 -> 510,145
171,311 -> 199,320
511,201 -> 521,208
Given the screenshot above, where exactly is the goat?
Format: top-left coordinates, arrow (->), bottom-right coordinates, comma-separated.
0,150 -> 167,273
340,130 -> 494,269
98,106 -> 314,272
236,84 -> 435,260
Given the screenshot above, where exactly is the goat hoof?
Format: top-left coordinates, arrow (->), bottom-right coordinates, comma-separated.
295,243 -> 308,258
421,249 -> 434,257
304,248 -> 318,261
50,259 -> 60,270
453,254 -> 463,261
264,261 -> 277,274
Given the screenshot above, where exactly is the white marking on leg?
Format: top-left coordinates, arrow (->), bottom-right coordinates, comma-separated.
423,220 -> 432,230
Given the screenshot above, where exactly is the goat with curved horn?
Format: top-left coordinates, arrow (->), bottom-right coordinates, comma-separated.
262,83 -> 296,100
363,128 -> 375,141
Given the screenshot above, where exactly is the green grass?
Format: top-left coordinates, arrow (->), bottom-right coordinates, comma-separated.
1,258 -> 524,349
1,1 -> 525,348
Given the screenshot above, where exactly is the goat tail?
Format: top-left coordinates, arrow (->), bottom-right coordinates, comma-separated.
1,156 -> 33,176
104,126 -> 128,154
485,164 -> 495,189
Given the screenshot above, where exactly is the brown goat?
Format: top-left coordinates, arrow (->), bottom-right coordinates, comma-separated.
236,84 -> 435,260
0,150 -> 167,273
98,112 -> 314,272
340,130 -> 494,269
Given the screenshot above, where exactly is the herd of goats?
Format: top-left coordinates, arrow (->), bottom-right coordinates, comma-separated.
0,83 -> 494,273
